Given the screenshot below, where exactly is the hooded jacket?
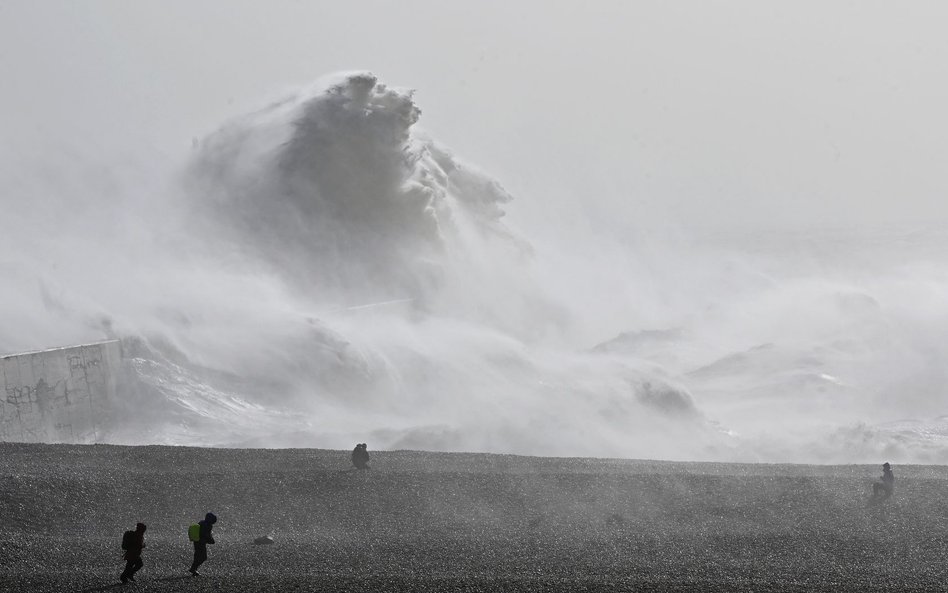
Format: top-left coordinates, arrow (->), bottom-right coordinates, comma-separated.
197,513 -> 217,545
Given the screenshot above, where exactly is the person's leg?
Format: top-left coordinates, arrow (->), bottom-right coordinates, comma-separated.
121,556 -> 140,582
129,557 -> 143,579
190,543 -> 207,573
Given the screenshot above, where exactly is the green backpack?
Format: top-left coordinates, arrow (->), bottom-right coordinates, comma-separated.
188,523 -> 201,542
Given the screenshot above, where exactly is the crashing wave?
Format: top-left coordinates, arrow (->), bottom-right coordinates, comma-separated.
10,71 -> 948,462
190,72 -> 520,307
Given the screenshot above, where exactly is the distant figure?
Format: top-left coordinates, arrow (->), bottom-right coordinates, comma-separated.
120,523 -> 146,583
872,462 -> 895,499
352,443 -> 370,470
188,512 -> 217,576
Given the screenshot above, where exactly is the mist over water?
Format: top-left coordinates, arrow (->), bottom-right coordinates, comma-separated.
4,72 -> 948,463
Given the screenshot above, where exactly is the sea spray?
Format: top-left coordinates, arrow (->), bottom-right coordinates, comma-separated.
4,72 -> 948,461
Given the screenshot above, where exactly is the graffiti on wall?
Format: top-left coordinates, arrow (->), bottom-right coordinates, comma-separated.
0,340 -> 122,443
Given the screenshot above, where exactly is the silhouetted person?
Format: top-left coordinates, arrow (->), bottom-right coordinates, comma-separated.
352,443 -> 370,470
120,523 -> 146,583
872,462 -> 895,499
189,512 -> 217,576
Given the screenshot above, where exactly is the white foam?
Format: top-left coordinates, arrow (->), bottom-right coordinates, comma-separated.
4,72 -> 948,462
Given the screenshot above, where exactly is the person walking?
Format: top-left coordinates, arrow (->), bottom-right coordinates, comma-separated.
188,512 -> 217,576
120,523 -> 147,583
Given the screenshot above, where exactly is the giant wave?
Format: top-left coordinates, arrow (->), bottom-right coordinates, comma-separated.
4,72 -> 948,462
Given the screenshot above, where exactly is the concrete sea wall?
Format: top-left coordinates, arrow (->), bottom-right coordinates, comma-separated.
0,340 -> 122,443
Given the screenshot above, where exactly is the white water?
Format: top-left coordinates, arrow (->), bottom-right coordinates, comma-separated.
3,72 -> 948,462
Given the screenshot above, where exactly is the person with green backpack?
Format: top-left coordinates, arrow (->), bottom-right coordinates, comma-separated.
187,512 -> 217,576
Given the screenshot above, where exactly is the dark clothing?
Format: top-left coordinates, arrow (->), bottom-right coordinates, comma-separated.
873,467 -> 895,498
189,516 -> 215,573
190,542 -> 208,572
121,556 -> 143,581
352,445 -> 370,470
123,531 -> 145,559
882,468 -> 894,490
197,519 -> 215,544
120,525 -> 146,582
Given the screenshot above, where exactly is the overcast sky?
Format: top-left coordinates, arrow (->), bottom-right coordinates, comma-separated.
2,1 -> 947,230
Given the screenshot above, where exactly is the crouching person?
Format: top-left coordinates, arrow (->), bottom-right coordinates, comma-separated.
352,443 -> 370,470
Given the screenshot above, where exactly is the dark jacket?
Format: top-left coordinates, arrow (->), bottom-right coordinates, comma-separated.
123,524 -> 146,559
352,444 -> 370,468
198,515 -> 216,545
882,468 -> 895,492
